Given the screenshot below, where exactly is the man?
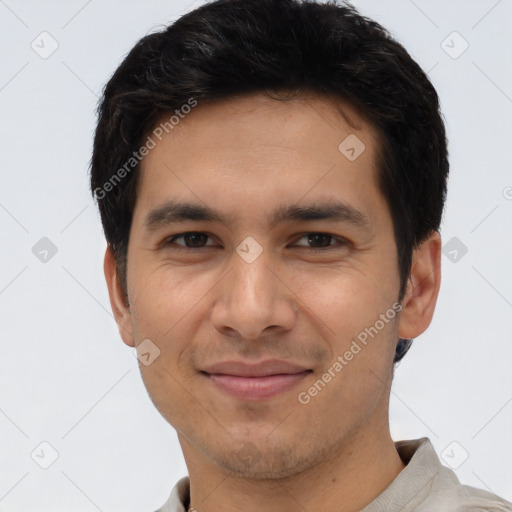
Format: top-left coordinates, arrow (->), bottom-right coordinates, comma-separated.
90,0 -> 512,510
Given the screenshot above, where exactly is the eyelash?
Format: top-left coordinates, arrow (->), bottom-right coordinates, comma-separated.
162,232 -> 349,251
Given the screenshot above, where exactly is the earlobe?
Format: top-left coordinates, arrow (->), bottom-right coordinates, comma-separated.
398,231 -> 442,340
104,245 -> 135,347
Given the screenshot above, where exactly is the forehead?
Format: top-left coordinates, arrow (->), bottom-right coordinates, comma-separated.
143,91 -> 377,157
134,92 -> 383,225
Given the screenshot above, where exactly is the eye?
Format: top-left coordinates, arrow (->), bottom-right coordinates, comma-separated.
292,233 -> 347,249
162,232 -> 348,250
165,232 -> 216,248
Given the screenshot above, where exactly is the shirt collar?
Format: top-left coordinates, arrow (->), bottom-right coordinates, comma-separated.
159,437 -> 438,512
360,437 -> 441,512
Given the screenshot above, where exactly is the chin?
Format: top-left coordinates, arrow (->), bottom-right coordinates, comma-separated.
206,439 -> 320,480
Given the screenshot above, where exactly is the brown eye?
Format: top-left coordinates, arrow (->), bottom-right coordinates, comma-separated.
306,233 -> 333,247
167,232 -> 212,248
293,233 -> 345,249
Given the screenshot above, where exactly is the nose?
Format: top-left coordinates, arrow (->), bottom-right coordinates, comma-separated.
210,246 -> 298,341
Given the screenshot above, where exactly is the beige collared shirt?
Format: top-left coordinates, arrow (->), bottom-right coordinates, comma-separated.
155,437 -> 512,512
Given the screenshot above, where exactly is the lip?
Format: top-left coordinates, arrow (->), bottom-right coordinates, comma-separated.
201,360 -> 312,401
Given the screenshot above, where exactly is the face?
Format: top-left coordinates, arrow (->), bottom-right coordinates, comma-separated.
114,93 -> 408,478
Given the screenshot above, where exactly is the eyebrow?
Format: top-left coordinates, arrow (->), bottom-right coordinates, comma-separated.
143,200 -> 372,232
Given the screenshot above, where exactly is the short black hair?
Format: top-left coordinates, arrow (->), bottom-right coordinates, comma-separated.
90,0 -> 449,363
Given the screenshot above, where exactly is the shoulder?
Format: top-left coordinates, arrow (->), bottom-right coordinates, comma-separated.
392,438 -> 512,512
154,476 -> 190,512
416,462 -> 512,512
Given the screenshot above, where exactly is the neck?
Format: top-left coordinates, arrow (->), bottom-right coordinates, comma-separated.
181,427 -> 406,512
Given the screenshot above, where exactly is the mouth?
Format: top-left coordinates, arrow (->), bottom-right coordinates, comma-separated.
200,360 -> 313,401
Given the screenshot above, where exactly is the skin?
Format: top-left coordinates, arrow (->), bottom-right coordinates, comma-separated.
105,92 -> 441,512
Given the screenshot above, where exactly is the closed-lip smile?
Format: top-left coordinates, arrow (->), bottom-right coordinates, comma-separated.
201,359 -> 312,401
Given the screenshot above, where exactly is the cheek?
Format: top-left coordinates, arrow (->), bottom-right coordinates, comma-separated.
299,311 -> 397,432
128,267 -> 205,422
127,267 -> 212,402
289,265 -> 396,338
290,267 -> 399,406
129,261 -> 211,337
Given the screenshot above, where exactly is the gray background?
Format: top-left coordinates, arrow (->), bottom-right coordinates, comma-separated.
1,0 -> 511,510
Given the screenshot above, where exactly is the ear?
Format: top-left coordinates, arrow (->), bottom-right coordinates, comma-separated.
398,231 -> 442,339
104,245 -> 135,347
